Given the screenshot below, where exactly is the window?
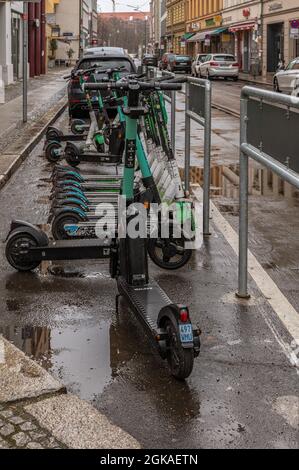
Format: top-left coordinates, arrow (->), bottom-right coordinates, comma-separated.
213,55 -> 236,61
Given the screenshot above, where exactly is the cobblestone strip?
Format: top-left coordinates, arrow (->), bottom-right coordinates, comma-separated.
0,403 -> 66,449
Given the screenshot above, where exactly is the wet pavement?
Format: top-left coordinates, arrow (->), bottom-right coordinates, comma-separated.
0,83 -> 298,449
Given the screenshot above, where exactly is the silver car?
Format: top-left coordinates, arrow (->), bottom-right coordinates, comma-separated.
191,54 -> 207,77
273,57 -> 299,96
199,54 -> 239,80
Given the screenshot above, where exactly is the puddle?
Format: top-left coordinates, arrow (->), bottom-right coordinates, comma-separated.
0,322 -> 112,400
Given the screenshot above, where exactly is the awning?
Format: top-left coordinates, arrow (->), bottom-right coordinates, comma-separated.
229,22 -> 255,33
211,27 -> 228,35
187,27 -> 228,42
187,31 -> 206,42
181,32 -> 195,41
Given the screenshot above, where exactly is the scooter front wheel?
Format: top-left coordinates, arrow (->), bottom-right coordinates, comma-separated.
165,318 -> 194,380
46,127 -> 62,142
6,233 -> 41,272
147,237 -> 192,270
52,211 -> 83,240
71,119 -> 86,135
45,141 -> 62,163
65,145 -> 81,167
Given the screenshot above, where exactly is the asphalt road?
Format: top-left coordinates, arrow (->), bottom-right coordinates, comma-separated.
0,84 -> 298,449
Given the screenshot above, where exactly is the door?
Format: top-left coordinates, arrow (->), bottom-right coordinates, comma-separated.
11,15 -> 20,79
267,23 -> 284,72
243,31 -> 249,73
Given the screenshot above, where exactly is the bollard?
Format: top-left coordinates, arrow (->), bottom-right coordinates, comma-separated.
184,82 -> 191,193
171,90 -> 176,153
237,97 -> 250,299
203,81 -> 212,236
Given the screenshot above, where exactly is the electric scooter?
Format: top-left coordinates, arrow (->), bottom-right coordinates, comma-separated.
5,78 -> 200,380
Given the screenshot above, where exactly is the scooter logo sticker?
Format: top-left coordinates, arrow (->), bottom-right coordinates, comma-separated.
125,139 -> 136,169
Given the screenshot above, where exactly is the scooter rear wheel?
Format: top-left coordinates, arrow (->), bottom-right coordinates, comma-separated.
45,141 -> 62,163
6,233 -> 41,272
165,318 -> 194,380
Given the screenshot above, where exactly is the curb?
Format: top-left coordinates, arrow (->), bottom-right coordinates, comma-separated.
0,336 -> 140,449
239,77 -> 273,87
0,97 -> 67,191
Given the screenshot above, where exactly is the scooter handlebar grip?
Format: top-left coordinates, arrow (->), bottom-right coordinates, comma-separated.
156,82 -> 182,91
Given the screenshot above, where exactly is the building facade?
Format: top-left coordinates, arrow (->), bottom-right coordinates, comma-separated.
262,0 -> 299,75
185,0 -> 224,56
220,1 -> 262,74
0,0 -> 24,84
150,0 -> 162,54
166,0 -> 186,53
47,0 -> 97,65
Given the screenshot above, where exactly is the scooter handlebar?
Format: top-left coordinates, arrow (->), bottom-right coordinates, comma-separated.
83,80 -> 182,92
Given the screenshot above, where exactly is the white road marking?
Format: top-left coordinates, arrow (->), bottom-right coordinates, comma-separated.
193,187 -> 299,369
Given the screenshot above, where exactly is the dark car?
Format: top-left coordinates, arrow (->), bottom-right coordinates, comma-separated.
68,52 -> 136,118
160,53 -> 192,73
142,54 -> 158,67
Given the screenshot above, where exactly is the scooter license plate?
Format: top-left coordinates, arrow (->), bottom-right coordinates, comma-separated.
179,324 -> 193,343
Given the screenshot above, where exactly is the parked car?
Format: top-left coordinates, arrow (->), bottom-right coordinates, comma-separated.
68,52 -> 136,118
83,47 -> 125,56
199,54 -> 239,80
273,57 -> 299,95
142,54 -> 158,67
160,53 -> 192,73
191,54 -> 207,77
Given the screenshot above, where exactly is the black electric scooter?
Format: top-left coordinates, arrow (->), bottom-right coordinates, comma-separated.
5,78 -> 200,379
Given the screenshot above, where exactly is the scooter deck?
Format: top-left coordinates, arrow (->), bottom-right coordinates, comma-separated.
72,154 -> 122,164
117,276 -> 172,331
31,239 -> 112,261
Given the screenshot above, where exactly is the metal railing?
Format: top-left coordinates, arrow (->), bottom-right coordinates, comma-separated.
185,77 -> 212,236
143,67 -> 213,236
238,86 -> 299,298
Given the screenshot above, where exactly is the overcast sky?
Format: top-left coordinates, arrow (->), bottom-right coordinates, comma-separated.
97,0 -> 150,13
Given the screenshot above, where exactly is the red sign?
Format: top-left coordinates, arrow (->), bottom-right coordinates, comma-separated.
243,8 -> 250,18
291,19 -> 299,29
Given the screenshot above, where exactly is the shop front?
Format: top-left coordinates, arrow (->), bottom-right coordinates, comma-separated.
263,0 -> 299,75
222,4 -> 262,75
185,14 -> 225,57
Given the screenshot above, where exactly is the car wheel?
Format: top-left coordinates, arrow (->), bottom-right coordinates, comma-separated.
233,76 -> 238,82
274,77 -> 280,93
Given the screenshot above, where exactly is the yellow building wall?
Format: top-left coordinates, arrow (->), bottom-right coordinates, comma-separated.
45,0 -> 60,70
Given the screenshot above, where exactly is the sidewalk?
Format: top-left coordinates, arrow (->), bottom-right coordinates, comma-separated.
0,68 -> 68,190
239,72 -> 274,87
0,336 -> 140,449
0,68 -> 68,143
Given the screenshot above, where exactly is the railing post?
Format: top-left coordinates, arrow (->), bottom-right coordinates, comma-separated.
184,80 -> 191,193
171,90 -> 176,154
237,96 -> 250,299
203,81 -> 212,236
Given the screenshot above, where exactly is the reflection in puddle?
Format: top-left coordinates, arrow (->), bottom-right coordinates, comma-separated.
0,322 -> 112,400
